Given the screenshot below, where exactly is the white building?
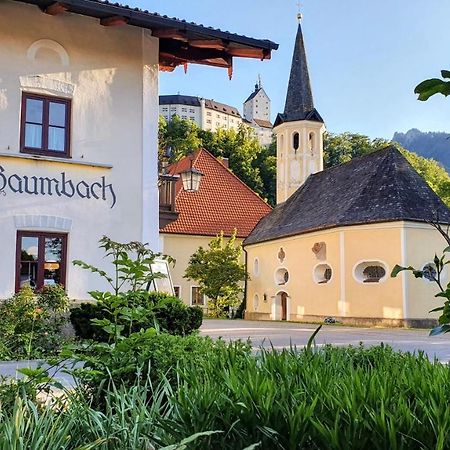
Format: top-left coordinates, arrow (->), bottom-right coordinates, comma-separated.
159,95 -> 242,132
0,0 -> 277,300
243,79 -> 274,146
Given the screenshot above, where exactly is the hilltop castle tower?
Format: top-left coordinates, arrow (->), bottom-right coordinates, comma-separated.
274,17 -> 325,204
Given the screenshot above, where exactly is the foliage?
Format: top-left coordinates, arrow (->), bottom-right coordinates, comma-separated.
185,230 -> 248,317
324,132 -> 450,207
0,285 -> 69,360
167,344 -> 450,449
415,69 -> 450,101
4,344 -> 450,449
160,115 -> 450,208
70,293 -> 203,341
66,332 -> 250,409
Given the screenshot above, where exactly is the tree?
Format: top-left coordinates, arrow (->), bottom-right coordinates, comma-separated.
324,132 -> 450,207
184,230 -> 248,318
159,115 -> 202,161
415,70 -> 450,101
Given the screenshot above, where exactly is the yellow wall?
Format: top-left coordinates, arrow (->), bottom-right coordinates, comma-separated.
245,222 -> 441,324
404,223 -> 447,320
161,233 -> 244,307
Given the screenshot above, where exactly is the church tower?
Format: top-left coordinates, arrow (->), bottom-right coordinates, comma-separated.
274,15 -> 325,204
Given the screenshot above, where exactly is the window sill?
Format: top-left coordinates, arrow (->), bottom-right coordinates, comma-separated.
0,152 -> 113,169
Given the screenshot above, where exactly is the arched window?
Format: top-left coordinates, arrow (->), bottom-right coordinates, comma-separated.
309,132 -> 315,155
275,268 -> 289,285
293,132 -> 300,152
314,264 -> 333,284
354,261 -> 387,283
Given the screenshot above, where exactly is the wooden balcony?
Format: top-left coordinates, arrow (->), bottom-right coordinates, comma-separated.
159,174 -> 179,228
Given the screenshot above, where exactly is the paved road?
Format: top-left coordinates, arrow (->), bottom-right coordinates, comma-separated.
200,319 -> 450,363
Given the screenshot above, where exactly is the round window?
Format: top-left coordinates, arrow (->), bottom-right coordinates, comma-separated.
314,264 -> 332,284
275,268 -> 289,285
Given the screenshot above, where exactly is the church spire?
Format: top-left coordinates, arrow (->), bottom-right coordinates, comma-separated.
275,18 -> 323,126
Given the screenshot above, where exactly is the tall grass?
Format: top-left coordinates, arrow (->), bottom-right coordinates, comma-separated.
168,344 -> 450,450
1,344 -> 450,449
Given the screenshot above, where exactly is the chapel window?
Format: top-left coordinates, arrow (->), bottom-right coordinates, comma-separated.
354,261 -> 388,284
21,93 -> 71,157
275,268 -> 289,285
314,264 -> 333,284
293,132 -> 300,151
16,231 -> 67,292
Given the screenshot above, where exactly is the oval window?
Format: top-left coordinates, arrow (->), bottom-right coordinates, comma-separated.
314,264 -> 332,284
354,261 -> 388,283
253,294 -> 260,311
293,132 -> 300,151
253,258 -> 260,277
275,268 -> 289,285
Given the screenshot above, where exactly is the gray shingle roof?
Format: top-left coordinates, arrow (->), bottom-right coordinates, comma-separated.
159,95 -> 201,107
274,22 -> 323,127
244,146 -> 450,245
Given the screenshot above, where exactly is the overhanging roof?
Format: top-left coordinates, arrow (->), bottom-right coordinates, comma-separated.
14,0 -> 278,74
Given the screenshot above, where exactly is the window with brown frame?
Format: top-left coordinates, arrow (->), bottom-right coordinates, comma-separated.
15,231 -> 67,292
191,286 -> 205,306
20,93 -> 71,157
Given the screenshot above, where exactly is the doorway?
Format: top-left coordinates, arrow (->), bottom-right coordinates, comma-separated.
280,292 -> 287,321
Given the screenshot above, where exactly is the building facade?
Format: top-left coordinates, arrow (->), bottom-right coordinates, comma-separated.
244,19 -> 450,327
159,95 -> 242,132
243,79 -> 274,146
0,0 -> 277,300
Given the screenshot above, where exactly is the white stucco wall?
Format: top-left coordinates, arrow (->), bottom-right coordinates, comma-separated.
0,1 -> 159,299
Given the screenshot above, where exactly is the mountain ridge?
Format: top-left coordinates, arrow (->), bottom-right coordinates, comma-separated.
393,128 -> 450,171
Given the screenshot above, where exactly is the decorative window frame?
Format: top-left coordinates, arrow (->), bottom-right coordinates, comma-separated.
20,92 -> 72,158
313,262 -> 333,284
15,230 -> 68,292
253,257 -> 260,277
353,260 -> 389,284
274,266 -> 290,286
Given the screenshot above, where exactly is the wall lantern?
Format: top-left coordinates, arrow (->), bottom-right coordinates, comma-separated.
180,164 -> 203,193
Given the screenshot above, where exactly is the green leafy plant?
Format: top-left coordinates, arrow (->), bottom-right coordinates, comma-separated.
185,230 -> 248,318
415,70 -> 450,101
0,285 -> 69,360
70,292 -> 203,341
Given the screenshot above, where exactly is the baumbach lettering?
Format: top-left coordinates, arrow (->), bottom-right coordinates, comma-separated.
0,165 -> 116,208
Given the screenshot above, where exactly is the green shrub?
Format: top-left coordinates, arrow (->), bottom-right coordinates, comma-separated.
70,292 -> 202,341
0,286 -> 69,360
70,331 -> 250,408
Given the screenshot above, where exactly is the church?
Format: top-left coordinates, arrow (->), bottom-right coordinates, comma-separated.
244,18 -> 450,327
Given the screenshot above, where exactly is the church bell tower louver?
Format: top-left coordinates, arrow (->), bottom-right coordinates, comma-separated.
274,14 -> 325,204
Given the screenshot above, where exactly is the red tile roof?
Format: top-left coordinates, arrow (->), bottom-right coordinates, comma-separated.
160,149 -> 272,238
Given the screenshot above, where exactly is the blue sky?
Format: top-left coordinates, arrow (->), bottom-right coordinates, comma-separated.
136,0 -> 450,139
